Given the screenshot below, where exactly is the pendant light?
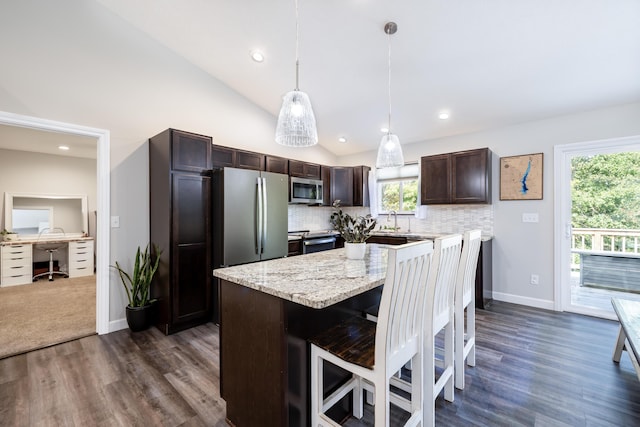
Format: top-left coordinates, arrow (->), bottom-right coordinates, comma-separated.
275,0 -> 318,147
376,22 -> 404,168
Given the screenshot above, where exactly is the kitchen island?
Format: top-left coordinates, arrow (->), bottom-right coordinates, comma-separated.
213,244 -> 389,427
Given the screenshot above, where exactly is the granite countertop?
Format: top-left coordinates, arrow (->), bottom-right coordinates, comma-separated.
213,244 -> 389,309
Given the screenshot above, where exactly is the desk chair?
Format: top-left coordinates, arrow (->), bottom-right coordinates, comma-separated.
310,241 -> 434,426
454,230 -> 482,390
33,228 -> 69,282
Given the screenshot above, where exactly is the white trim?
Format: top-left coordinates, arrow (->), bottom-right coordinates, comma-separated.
554,135 -> 640,314
492,291 -> 555,311
0,111 -> 111,335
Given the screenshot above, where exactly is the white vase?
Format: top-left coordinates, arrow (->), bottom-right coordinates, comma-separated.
345,242 -> 366,260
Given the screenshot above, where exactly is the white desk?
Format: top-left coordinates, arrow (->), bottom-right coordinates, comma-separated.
0,237 -> 94,287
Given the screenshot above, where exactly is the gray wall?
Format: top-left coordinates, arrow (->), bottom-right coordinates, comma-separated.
0,149 -> 96,233
340,102 -> 640,309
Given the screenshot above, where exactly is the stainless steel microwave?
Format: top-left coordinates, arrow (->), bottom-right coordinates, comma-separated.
290,177 -> 323,204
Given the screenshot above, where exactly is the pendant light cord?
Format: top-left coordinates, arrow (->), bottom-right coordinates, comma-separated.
387,28 -> 392,134
294,0 -> 300,91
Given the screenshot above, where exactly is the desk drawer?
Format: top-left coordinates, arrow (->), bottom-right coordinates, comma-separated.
1,274 -> 32,287
1,245 -> 32,260
2,256 -> 32,269
69,241 -> 93,261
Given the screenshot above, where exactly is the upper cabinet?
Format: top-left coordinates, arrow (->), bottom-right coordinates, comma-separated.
289,160 -> 321,179
235,150 -> 264,171
171,129 -> 212,172
211,145 -> 264,171
325,165 -> 370,207
352,166 -> 371,207
421,148 -> 491,204
331,167 -> 354,206
265,155 -> 289,174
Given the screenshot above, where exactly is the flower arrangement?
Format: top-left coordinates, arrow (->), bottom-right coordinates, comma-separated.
329,200 -> 377,243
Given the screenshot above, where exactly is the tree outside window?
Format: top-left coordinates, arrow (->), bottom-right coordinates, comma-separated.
378,179 -> 418,213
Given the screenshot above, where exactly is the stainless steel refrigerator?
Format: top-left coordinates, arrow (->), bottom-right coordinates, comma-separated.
212,167 -> 288,267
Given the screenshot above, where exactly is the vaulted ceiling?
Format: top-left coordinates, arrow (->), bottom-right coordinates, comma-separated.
1,1 -> 639,159
96,0 -> 640,156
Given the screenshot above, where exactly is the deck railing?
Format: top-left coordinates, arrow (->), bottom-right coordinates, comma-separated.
571,228 -> 640,270
572,228 -> 640,253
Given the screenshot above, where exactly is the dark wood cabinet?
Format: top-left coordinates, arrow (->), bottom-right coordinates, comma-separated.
420,154 -> 451,204
476,239 -> 493,309
149,129 -> 212,335
452,148 -> 491,203
327,166 -> 370,207
331,167 -> 354,206
211,144 -> 235,169
211,144 -> 265,171
421,148 -> 491,204
321,166 -> 332,206
287,240 -> 302,257
289,160 -> 321,179
235,149 -> 264,171
266,155 -> 289,174
367,235 -> 407,245
353,165 -> 371,207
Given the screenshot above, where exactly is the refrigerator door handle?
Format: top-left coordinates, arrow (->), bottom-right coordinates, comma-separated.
262,177 -> 268,248
256,177 -> 263,255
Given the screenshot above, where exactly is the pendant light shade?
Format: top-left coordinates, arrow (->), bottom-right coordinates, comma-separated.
377,132 -> 404,167
276,90 -> 318,147
275,0 -> 318,147
376,21 -> 404,168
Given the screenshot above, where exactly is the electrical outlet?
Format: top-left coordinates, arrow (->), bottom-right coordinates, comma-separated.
530,274 -> 539,285
522,213 -> 539,223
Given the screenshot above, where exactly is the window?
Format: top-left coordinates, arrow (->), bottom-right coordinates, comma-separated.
376,163 -> 419,214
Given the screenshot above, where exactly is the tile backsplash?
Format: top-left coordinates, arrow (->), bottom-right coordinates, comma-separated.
288,204 -> 494,236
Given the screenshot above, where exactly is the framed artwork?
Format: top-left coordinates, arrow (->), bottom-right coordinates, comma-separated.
500,153 -> 543,200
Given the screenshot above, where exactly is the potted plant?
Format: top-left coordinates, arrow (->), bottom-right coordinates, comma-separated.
1,229 -> 18,241
329,200 -> 377,259
112,244 -> 162,332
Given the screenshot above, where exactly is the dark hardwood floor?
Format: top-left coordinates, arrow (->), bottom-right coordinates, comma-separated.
1,301 -> 639,426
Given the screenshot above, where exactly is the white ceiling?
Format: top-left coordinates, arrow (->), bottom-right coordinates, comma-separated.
92,0 -> 640,157
1,1 -> 639,160
0,124 -> 97,159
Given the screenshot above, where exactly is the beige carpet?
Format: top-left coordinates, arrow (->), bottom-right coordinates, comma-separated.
0,275 -> 96,359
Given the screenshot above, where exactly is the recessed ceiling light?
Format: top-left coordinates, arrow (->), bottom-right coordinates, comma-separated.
58,145 -> 70,151
338,137 -> 347,143
250,50 -> 265,63
438,111 -> 450,120
380,127 -> 389,133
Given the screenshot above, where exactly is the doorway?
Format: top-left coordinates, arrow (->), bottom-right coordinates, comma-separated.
0,111 -> 110,334
554,135 -> 640,319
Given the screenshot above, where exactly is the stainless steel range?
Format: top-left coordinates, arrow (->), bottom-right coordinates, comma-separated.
289,230 -> 338,254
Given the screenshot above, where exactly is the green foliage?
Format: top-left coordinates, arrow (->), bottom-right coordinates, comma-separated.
571,153 -> 640,229
112,244 -> 162,308
380,179 -> 418,212
329,200 -> 377,243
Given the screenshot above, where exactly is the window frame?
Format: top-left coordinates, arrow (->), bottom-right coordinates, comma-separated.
375,162 -> 419,215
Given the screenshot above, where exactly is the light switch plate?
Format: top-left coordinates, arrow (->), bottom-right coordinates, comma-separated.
111,216 -> 120,228
522,213 -> 539,223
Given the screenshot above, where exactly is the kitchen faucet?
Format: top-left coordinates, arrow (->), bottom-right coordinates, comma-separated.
387,210 -> 398,231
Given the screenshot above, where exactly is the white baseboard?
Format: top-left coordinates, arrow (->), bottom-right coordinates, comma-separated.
108,318 -> 128,333
491,292 -> 555,311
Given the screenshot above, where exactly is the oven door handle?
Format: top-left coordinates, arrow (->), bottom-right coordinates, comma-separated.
303,237 -> 337,246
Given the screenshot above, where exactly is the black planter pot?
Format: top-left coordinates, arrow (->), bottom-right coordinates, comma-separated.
125,304 -> 155,332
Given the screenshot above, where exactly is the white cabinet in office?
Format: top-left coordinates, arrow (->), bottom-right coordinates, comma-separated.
1,244 -> 33,287
68,240 -> 94,278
